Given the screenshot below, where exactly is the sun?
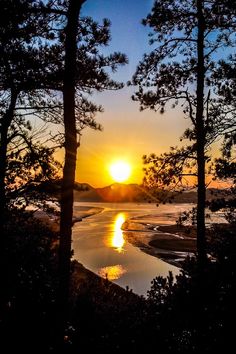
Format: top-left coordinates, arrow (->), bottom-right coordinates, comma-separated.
109,161 -> 131,183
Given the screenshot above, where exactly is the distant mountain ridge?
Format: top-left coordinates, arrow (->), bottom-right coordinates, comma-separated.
73,182 -> 229,203
74,182 -> 146,202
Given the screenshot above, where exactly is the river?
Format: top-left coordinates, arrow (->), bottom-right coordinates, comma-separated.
72,202 -> 195,296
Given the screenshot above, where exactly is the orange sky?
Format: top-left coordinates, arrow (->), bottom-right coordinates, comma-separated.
75,89 -> 190,187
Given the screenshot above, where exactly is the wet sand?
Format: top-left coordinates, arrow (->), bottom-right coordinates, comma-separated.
73,205 -> 103,222
34,204 -> 103,231
122,217 -> 197,267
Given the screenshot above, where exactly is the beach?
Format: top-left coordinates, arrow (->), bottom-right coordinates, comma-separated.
122,216 -> 196,267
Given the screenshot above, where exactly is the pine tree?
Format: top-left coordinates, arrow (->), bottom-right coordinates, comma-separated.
49,0 -> 128,342
0,0 -> 59,218
131,0 -> 236,264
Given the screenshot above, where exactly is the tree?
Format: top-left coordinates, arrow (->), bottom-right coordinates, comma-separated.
1,0 -> 127,346
5,119 -> 61,205
208,55 -> 236,219
0,0 -> 60,221
49,0 -> 128,342
131,0 -> 236,264
0,0 -> 102,215
58,0 -> 86,339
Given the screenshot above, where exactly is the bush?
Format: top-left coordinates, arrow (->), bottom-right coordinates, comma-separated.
0,209 -> 59,353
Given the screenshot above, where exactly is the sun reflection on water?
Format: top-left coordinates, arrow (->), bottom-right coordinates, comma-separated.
111,213 -> 126,252
98,264 -> 127,280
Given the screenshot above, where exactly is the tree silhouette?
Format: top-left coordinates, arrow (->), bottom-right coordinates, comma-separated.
0,1 -> 127,347
0,0 -> 106,214
131,0 -> 236,264
0,0 -> 62,222
53,0 -> 128,342
58,0 -> 86,341
5,120 -> 61,205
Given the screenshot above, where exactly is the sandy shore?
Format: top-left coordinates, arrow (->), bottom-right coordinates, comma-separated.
34,204 -> 103,231
70,261 -> 139,300
122,217 -> 197,267
72,205 -> 103,222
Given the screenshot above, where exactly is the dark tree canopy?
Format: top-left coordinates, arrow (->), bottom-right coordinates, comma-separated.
0,0 -> 60,216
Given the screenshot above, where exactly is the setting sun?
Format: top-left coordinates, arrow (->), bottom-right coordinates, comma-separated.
109,161 -> 131,183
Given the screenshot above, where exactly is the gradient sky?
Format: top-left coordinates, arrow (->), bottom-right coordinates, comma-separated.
75,0 -> 190,187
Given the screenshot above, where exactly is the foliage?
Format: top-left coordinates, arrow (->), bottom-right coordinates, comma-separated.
176,207 -> 197,226
1,207 -> 236,354
0,208 -> 59,352
143,146 -> 197,194
208,54 -> 236,220
144,225 -> 236,353
6,120 -> 61,207
0,0 -> 63,213
131,0 -> 235,191
69,265 -> 147,353
130,0 -> 236,262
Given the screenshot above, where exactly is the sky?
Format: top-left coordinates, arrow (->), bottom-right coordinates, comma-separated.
75,0 -> 190,187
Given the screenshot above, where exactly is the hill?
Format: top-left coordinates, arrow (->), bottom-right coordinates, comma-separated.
73,182 -> 147,203
74,182 -> 103,202
33,180 -> 230,204
96,183 -> 146,202
73,182 -> 230,204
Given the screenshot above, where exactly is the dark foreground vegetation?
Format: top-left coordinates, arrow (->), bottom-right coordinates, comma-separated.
1,208 -> 235,354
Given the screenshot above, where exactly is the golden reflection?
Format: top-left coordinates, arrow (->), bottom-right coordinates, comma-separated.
98,265 -> 127,280
112,213 -> 126,252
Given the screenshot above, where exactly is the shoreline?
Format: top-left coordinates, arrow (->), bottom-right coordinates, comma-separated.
72,205 -> 104,223
33,204 -> 104,231
71,260 -> 140,299
122,214 -> 228,267
122,218 -> 197,267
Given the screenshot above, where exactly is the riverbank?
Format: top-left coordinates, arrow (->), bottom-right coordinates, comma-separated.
71,260 -> 140,299
122,217 -> 197,267
73,204 -> 104,222
122,210 -> 230,267
33,204 -> 104,231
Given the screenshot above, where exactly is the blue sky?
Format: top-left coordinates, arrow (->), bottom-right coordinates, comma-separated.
82,0 -> 153,72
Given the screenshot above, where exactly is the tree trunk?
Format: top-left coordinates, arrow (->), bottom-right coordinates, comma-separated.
196,0 -> 207,264
0,90 -> 17,313
0,90 -> 17,221
58,0 -> 85,341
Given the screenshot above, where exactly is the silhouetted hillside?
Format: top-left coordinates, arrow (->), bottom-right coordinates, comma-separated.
96,183 -> 146,202
74,182 -> 103,202
73,183 -> 146,202
73,182 -> 230,204
32,180 -> 230,204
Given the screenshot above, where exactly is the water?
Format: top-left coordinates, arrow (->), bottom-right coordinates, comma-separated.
72,202 -> 194,296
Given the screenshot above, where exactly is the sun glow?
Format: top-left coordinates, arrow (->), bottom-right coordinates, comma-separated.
109,161 -> 131,183
98,265 -> 127,280
112,213 -> 126,252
